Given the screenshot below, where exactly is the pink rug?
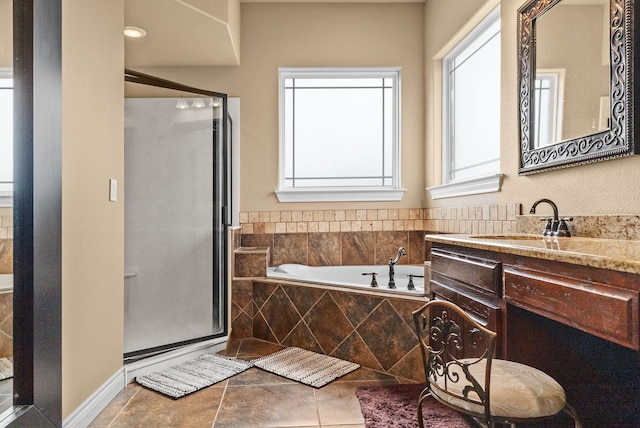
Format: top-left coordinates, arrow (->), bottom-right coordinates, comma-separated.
356,383 -> 476,428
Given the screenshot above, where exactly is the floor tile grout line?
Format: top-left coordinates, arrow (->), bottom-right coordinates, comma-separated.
106,385 -> 141,428
211,379 -> 229,427
314,388 -> 322,427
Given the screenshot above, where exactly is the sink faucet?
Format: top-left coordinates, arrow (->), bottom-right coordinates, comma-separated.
529,199 -> 572,237
388,247 -> 407,289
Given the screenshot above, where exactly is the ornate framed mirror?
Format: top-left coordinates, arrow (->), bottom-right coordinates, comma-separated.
517,0 -> 638,174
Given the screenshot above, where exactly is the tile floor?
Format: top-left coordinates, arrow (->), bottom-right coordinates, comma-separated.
0,378 -> 11,415
90,338 -> 415,427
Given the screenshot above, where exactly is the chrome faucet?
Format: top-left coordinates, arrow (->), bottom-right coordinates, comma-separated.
387,247 -> 407,289
529,198 -> 573,237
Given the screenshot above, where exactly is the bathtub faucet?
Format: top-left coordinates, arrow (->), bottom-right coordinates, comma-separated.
387,247 -> 407,289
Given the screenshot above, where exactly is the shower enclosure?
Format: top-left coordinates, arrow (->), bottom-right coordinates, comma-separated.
123,70 -> 230,360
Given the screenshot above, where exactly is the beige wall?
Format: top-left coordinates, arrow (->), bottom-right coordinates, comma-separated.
0,0 -> 11,68
499,0 -> 640,215
139,2 -> 425,212
425,0 -> 640,215
61,0 -> 124,418
423,0 -> 498,209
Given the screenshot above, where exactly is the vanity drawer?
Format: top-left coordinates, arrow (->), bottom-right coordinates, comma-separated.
504,267 -> 640,350
431,249 -> 501,297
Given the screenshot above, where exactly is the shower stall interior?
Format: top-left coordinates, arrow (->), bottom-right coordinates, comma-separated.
123,71 -> 230,361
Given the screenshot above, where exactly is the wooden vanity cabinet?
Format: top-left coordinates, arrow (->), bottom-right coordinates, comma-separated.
427,238 -> 640,426
429,241 -> 640,351
504,264 -> 640,351
429,243 -> 503,357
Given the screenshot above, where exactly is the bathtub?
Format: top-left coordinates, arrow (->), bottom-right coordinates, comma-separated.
0,274 -> 12,292
267,263 -> 425,295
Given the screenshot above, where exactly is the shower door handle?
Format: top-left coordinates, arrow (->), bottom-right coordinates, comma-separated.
222,205 -> 230,226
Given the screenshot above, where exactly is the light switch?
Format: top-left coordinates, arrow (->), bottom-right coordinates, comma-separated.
109,179 -> 117,202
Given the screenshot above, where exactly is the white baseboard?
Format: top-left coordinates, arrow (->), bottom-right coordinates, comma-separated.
62,336 -> 229,427
124,336 -> 229,383
63,367 -> 126,428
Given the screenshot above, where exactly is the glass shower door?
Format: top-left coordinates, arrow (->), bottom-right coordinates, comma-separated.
124,90 -> 228,360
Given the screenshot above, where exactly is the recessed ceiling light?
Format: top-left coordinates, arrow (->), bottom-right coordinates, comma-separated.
124,26 -> 147,38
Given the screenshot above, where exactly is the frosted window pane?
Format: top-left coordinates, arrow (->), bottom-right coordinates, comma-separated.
281,69 -> 399,189
452,34 -> 500,175
284,89 -> 294,177
444,9 -> 501,183
295,78 -> 382,88
294,88 -> 382,179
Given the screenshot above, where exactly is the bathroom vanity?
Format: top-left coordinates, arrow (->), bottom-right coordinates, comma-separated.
426,233 -> 640,427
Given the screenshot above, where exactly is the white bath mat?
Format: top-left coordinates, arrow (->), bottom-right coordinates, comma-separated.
252,347 -> 360,388
136,353 -> 252,399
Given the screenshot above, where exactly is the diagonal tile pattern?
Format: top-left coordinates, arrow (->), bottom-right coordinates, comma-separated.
90,338 -> 413,427
304,292 -> 354,355
240,280 -> 426,382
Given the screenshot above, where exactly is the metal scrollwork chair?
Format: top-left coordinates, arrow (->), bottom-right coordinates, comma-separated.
412,300 -> 581,428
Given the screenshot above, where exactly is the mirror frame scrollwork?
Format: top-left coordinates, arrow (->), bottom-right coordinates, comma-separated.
517,0 -> 638,174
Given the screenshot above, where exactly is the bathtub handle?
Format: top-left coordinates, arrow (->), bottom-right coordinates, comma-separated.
407,274 -> 424,291
361,272 -> 378,288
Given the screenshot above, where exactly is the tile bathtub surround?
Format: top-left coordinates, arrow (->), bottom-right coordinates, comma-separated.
0,208 -> 12,240
0,292 -> 12,358
240,208 -> 425,235
239,207 -> 523,234
233,247 -> 269,278
241,231 -> 428,267
423,203 -> 521,235
231,279 -> 427,382
0,241 -> 11,275
238,205 -> 521,267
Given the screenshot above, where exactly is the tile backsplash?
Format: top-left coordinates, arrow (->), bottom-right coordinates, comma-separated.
517,214 -> 640,240
0,208 -> 12,240
238,204 -> 521,267
238,205 -> 640,269
0,208 -> 13,274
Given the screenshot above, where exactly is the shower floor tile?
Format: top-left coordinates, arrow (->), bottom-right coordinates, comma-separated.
89,338 -> 409,427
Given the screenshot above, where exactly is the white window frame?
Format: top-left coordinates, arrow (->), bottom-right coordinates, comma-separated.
428,6 -> 502,200
276,67 -> 405,203
0,68 -> 12,207
534,69 -> 565,147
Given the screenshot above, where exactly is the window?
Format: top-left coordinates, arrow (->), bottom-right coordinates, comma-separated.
0,70 -> 12,207
439,7 -> 501,195
534,70 -> 564,147
277,68 -> 404,202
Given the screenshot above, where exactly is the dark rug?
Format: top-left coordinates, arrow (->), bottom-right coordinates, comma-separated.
356,383 -> 476,428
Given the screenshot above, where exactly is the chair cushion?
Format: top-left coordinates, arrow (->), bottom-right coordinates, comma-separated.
431,358 -> 566,419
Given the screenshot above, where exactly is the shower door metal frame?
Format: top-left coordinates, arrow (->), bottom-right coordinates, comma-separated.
123,69 -> 230,361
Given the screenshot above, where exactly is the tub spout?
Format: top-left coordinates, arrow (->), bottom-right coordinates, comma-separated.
388,247 -> 407,289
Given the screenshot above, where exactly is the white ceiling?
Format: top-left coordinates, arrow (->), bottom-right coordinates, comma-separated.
124,0 -> 239,67
124,0 -> 424,68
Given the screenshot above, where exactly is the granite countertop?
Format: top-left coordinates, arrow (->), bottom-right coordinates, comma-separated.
425,234 -> 640,274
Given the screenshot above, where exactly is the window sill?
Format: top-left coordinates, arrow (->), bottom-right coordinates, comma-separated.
0,193 -> 12,208
275,188 -> 406,203
427,173 -> 504,200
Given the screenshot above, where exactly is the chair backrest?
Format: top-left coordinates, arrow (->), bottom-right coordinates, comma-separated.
413,300 -> 497,422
